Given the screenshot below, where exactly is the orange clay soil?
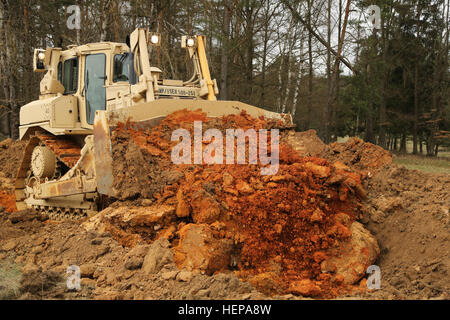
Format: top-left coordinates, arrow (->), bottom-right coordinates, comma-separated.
0,190 -> 17,213
110,109 -> 367,298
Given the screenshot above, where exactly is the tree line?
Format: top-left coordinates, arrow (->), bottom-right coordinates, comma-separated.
0,0 -> 448,155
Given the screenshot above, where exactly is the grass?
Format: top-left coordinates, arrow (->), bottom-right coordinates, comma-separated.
393,154 -> 450,174
0,256 -> 21,299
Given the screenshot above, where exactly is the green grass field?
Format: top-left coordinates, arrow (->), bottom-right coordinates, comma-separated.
393,154 -> 450,174
389,139 -> 450,174
0,256 -> 21,300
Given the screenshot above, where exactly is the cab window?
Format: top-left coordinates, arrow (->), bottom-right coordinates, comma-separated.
57,62 -> 62,84
85,54 -> 106,125
113,53 -> 137,84
62,58 -> 78,94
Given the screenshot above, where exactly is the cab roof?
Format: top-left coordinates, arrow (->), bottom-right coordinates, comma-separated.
62,42 -> 130,57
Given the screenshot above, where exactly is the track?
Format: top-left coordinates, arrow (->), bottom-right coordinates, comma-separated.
15,131 -> 96,220
35,131 -> 81,167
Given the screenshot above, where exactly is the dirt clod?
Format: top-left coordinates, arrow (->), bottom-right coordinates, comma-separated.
142,239 -> 175,274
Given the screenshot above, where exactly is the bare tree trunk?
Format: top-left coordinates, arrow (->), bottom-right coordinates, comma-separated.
324,0 -> 351,143
427,29 -> 444,156
244,4 -> 255,102
259,0 -> 275,107
281,13 -> 298,113
419,133 -> 423,154
1,1 -> 18,139
413,63 -> 419,154
100,0 -> 108,42
277,52 -> 284,112
113,0 -> 119,42
307,0 -> 313,130
326,0 -> 332,132
412,2 -> 423,154
292,30 -> 305,119
379,18 -> 389,149
364,111 -> 375,144
378,4 -> 394,149
330,0 -> 342,141
282,0 -> 355,74
276,21 -> 287,112
83,0 -> 88,43
220,1 -> 230,101
0,1 -> 10,103
0,2 -> 10,138
131,0 -> 136,29
399,130 -> 407,154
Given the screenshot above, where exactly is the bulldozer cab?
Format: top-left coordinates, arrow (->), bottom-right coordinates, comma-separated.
24,28 -> 219,139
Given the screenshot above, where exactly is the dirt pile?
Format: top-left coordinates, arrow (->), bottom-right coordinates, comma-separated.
354,166 -> 450,299
87,109 -> 379,298
282,129 -> 327,157
0,138 -> 24,213
111,126 -> 183,200
0,191 -> 16,213
0,209 -> 281,300
0,138 -> 25,187
319,135 -> 449,299
324,137 -> 393,175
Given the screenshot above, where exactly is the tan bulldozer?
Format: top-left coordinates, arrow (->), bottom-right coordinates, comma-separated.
15,28 -> 292,219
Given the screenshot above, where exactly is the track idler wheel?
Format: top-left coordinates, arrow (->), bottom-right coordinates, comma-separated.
31,146 -> 56,179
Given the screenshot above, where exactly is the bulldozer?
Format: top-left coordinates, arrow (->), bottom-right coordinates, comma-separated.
15,28 -> 292,220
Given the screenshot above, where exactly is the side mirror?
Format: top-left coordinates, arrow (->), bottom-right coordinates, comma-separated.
33,48 -> 46,72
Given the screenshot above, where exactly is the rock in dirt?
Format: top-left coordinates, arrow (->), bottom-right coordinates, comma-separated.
324,137 -> 393,174
8,210 -> 43,224
190,191 -> 222,224
142,239 -> 174,274
175,189 -> 190,218
83,205 -> 177,247
124,256 -> 144,270
19,270 -> 62,295
80,263 -> 97,278
370,196 -> 403,214
326,222 -> 380,284
176,270 -> 194,282
305,162 -> 331,178
288,279 -> 322,297
81,278 -> 96,289
283,130 -> 327,157
125,246 -> 150,268
248,272 -> 281,295
101,109 -> 374,298
161,270 -> 179,280
173,224 -> 234,275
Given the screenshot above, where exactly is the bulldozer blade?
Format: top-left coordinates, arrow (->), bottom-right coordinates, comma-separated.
104,99 -> 293,127
93,100 -> 293,197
